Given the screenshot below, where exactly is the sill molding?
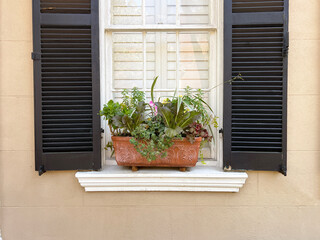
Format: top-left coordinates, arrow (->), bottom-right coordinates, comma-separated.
76,165 -> 248,192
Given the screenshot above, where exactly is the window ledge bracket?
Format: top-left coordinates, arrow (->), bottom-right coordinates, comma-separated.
75,165 -> 248,192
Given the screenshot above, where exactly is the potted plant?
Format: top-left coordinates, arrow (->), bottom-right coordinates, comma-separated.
100,77 -> 217,171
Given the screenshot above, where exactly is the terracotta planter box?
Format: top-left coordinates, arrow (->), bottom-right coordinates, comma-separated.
112,136 -> 202,170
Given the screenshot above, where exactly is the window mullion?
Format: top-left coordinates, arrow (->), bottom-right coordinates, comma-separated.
175,0 -> 181,96
142,0 -> 146,26
155,33 -> 162,99
106,0 -> 111,27
160,0 -> 168,94
155,0 -> 161,24
176,0 -> 180,26
105,31 -> 113,159
175,32 -> 180,95
143,31 -> 147,92
210,0 -> 215,26
209,31 -> 217,161
160,32 -> 168,92
160,0 -> 167,24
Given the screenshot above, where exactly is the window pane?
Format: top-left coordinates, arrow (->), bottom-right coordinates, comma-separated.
179,32 -> 210,89
165,32 -> 210,89
111,0 -> 211,25
112,32 -> 143,90
112,32 -> 210,90
180,0 -> 210,25
146,0 -> 176,24
146,32 -> 156,88
112,0 -> 142,25
166,32 -> 177,88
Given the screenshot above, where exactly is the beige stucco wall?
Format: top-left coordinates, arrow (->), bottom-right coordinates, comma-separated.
1,0 -> 319,239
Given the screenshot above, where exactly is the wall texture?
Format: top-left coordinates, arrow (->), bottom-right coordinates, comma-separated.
1,0 -> 319,239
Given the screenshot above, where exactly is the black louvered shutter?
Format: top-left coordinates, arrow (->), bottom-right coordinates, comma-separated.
223,0 -> 288,175
32,0 -> 101,174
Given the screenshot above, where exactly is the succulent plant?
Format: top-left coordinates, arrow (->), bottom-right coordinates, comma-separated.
185,122 -> 212,144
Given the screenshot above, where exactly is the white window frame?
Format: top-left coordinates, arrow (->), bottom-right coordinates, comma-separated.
76,0 -> 248,192
102,0 -> 223,166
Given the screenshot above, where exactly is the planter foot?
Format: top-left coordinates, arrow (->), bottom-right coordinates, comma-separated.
131,166 -> 139,172
179,167 -> 187,172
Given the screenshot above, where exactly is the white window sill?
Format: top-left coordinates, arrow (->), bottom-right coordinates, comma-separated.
75,163 -> 248,192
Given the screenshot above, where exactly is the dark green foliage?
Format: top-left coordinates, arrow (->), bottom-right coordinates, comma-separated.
130,116 -> 173,161
111,101 -> 146,133
100,76 -> 221,162
100,88 -> 146,135
122,87 -> 145,109
155,100 -> 201,138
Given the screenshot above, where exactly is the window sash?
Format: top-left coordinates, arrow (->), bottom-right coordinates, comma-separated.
102,0 -> 222,162
106,0 -> 216,29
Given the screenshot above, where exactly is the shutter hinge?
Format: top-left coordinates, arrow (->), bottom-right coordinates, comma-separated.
282,31 -> 289,58
38,165 -> 46,176
282,45 -> 289,58
224,165 -> 232,171
100,128 -> 104,139
219,128 -> 223,136
31,52 -> 41,61
280,164 -> 287,176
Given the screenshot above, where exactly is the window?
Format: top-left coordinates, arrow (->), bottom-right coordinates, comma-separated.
33,0 -> 288,187
102,0 -> 224,165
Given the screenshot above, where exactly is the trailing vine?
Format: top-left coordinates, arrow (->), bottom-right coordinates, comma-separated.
129,116 -> 174,161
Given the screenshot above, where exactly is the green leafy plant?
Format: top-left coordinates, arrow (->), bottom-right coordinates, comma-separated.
185,122 -> 212,144
155,100 -> 200,138
100,75 -> 242,161
129,116 -> 174,161
184,122 -> 213,164
100,88 -> 146,135
99,100 -> 123,135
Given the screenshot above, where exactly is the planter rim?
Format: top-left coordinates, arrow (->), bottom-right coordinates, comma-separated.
111,136 -> 202,142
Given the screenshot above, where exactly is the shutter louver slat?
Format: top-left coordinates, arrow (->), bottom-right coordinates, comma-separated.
224,0 -> 288,175
231,24 -> 284,154
40,25 -> 94,153
232,0 -> 284,13
40,0 -> 91,14
33,0 -> 101,173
